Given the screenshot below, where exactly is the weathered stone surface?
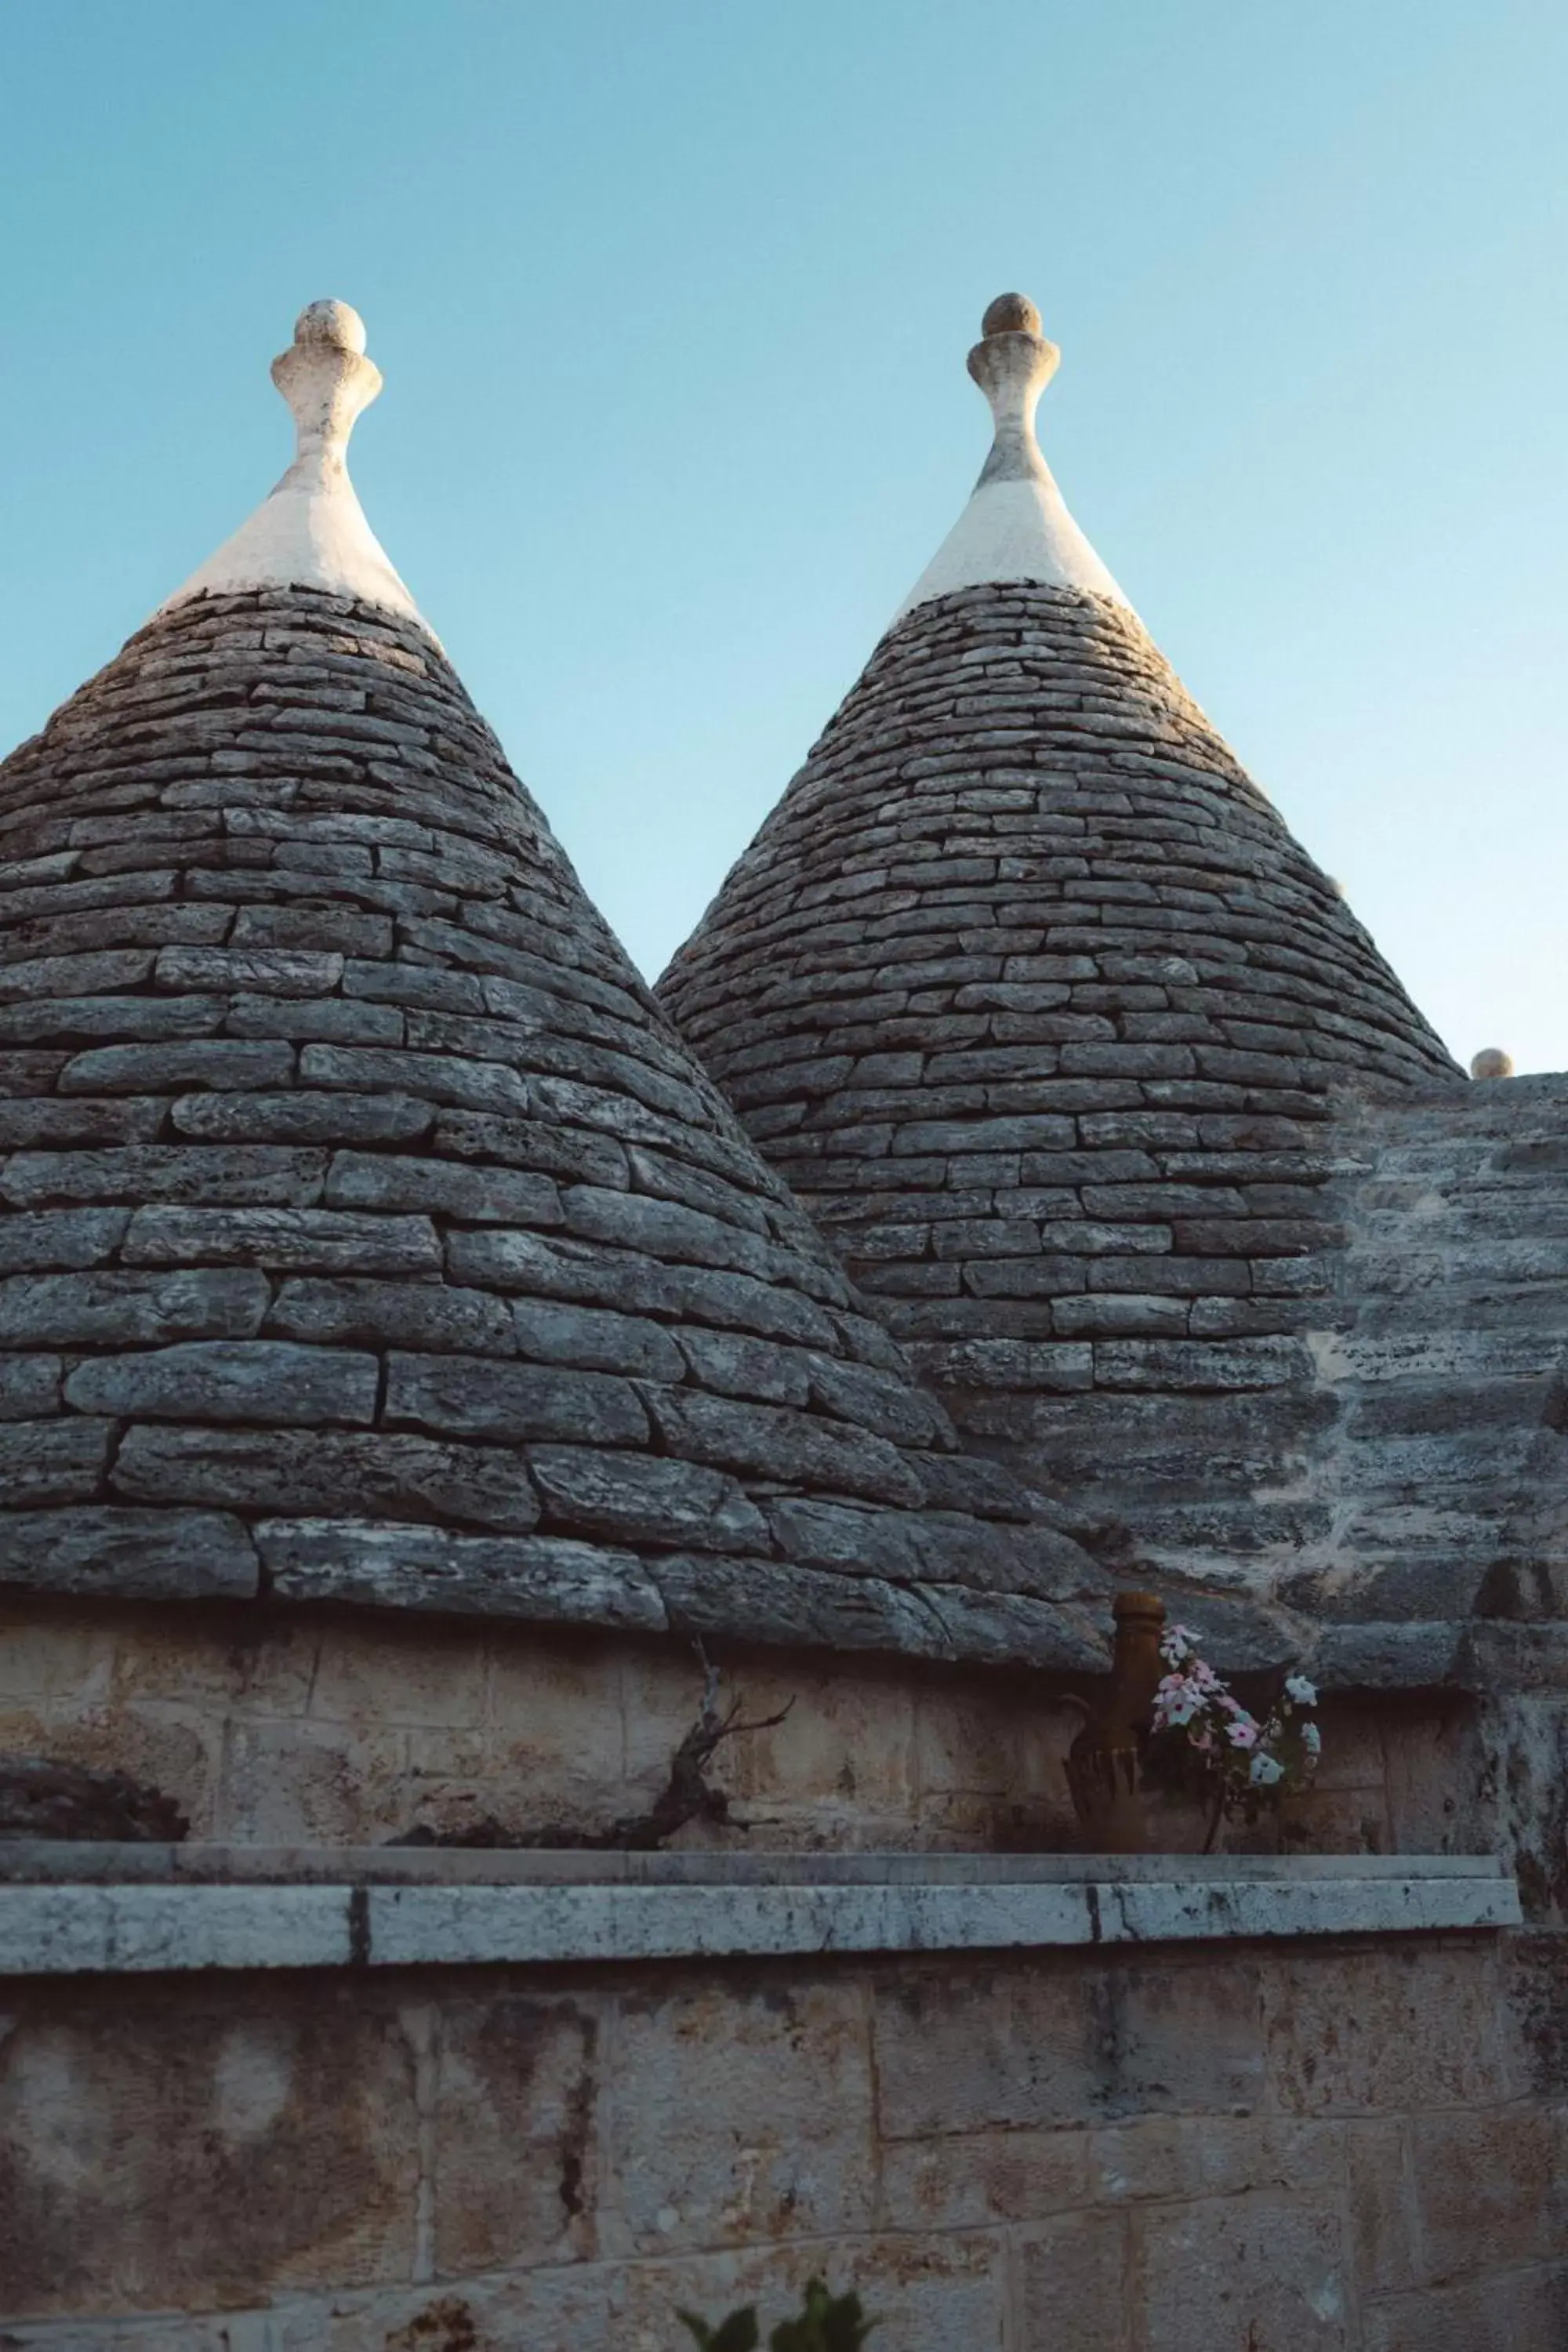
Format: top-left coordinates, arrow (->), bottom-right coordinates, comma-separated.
296,1041 -> 530,1115
0,1095 -> 166,1147
0,1356 -> 63,1418
1364,2264 -> 1568,2352
385,1354 -> 648,1446
154,943 -> 346,994
872,1948 -> 1267,2136
0,1926 -> 1552,2347
768,1494 -> 1002,1587
0,1268 -> 270,1346
528,1447 -> 771,1553
260,1518 -> 668,1629
643,1389 -> 925,1507
323,1151 -> 561,1225
172,1091 -> 437,1145
511,1298 -> 685,1379
122,1205 -> 442,1276
1015,2215 -> 1132,2352
609,1976 -> 876,2252
114,1426 -> 543,1532
1134,2194 -> 1351,2349
0,586 -> 1135,1668
653,1552 -> 947,1657
1308,1622 -> 1471,1690
0,1208 -> 129,1272
0,993 -> 227,1044
64,1341 -> 379,1427
266,1276 -> 517,1356
0,1755 -> 189,1842
0,1979 -> 419,2307
0,1507 -> 258,1597
430,1994 -> 600,2273
1,1145 -> 328,1207
57,1038 -> 296,1094
0,1418 -> 114,1508
0,946 -> 157,1000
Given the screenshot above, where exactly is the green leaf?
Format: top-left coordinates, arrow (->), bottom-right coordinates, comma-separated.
768,2281 -> 877,2350
681,2310 -> 759,2352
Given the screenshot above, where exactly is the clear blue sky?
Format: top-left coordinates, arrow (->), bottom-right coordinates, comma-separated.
2,2 -> 1564,1069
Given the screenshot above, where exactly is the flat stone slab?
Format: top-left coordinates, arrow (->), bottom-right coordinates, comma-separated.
0,1849 -> 1521,1975
0,1841 -> 1518,1886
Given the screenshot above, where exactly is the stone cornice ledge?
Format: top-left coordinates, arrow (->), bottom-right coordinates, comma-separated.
0,1853 -> 1520,1976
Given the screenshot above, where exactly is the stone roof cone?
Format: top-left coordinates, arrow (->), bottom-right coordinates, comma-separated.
0,300 -> 1109,1674
659,296 -> 1462,1569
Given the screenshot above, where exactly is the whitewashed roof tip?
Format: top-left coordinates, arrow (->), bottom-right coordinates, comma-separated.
158,299 -> 429,633
895,292 -> 1131,622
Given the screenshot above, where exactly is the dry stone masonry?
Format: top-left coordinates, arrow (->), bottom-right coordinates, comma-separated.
660,299 -> 1465,1601
0,302 -> 1120,1674
0,584 -> 1110,1671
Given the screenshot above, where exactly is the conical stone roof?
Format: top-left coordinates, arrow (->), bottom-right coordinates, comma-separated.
659,297 -> 1463,1563
0,302 -> 1109,1673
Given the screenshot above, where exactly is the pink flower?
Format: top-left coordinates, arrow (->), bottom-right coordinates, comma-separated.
1225,1719 -> 1259,1749
1154,1675 -> 1202,1729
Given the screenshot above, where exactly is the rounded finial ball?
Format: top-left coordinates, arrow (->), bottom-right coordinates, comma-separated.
982,292 -> 1042,338
293,299 -> 368,356
1470,1047 -> 1515,1080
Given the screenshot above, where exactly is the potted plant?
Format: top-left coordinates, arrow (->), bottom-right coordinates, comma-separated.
1065,1594 -> 1321,1853
1144,1621 -> 1321,1853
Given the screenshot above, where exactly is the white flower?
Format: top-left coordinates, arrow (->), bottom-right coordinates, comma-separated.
1301,1722 -> 1322,1758
1249,1751 -> 1286,1787
1285,1673 -> 1318,1706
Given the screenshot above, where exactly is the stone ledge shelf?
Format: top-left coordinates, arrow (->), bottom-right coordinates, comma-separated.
0,1849 -> 1520,1976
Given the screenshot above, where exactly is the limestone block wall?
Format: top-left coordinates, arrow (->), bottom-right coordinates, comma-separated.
0,1592 -> 1493,1858
0,1597 -> 1091,1850
1,1932 -> 1563,2348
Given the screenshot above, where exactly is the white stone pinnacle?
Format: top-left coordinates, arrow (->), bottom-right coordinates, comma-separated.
895,292 -> 1131,622
158,300 -> 428,630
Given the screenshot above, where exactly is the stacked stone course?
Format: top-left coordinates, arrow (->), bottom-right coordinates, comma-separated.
660,581 -> 1462,1558
0,586 -> 1108,1672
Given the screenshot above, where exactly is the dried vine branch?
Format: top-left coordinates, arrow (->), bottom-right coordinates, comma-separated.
395,1644 -> 794,1851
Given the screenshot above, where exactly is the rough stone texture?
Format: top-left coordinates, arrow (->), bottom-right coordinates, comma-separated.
0,1594 -> 1096,1849
0,587 -> 1116,1672
662,617 -> 1568,1677
0,1755 -> 187,1842
999,1074 -> 1568,1698
0,1586 -> 1543,1888
0,1933 -> 1560,2347
658,583 -> 1468,1637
